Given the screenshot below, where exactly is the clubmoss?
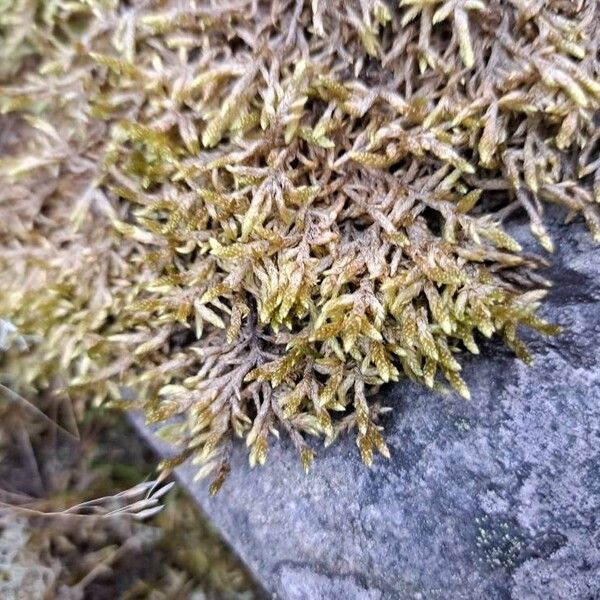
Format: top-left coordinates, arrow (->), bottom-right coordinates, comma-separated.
0,0 -> 598,491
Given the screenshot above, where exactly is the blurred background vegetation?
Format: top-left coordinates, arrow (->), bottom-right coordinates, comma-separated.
0,388 -> 264,599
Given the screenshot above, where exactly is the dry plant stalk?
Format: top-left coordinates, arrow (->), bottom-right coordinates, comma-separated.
0,0 -> 598,492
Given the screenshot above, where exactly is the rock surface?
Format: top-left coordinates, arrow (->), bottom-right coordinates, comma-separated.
133,209 -> 600,600
0,516 -> 56,600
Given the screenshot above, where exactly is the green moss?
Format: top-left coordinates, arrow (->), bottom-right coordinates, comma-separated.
475,516 -> 528,572
0,0 -> 598,490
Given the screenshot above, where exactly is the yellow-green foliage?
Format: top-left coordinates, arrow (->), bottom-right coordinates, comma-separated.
1,0 -> 598,491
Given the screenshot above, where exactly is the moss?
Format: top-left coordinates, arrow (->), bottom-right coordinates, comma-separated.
475,515 -> 528,573
0,0 -> 598,490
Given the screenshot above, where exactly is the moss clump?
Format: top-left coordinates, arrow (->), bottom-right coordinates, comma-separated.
0,0 -> 598,491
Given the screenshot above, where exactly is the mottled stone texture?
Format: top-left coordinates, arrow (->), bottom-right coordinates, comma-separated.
133,209 -> 600,600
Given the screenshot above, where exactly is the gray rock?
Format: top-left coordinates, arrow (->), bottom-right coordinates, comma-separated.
132,208 -> 600,600
0,516 -> 55,600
